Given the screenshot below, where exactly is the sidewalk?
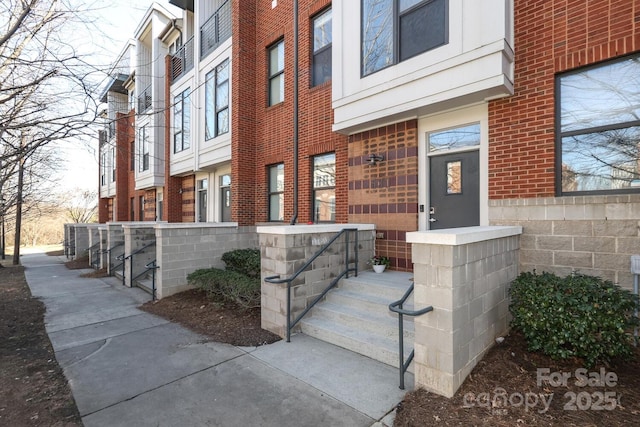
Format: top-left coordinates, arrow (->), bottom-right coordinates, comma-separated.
22,251 -> 411,427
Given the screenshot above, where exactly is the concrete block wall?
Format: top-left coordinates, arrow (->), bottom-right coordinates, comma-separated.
106,223 -> 125,276
97,226 -> 109,269
258,224 -> 375,338
408,226 -> 521,397
155,224 -> 258,299
87,225 -> 102,268
122,223 -> 157,287
72,224 -> 90,260
489,195 -> 640,289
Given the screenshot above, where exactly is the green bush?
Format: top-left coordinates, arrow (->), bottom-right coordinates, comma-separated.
509,271 -> 639,367
187,268 -> 260,309
221,248 -> 260,278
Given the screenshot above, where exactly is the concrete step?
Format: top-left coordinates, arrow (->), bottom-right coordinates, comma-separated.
300,271 -> 417,370
311,301 -> 415,341
300,316 -> 414,372
134,276 -> 155,297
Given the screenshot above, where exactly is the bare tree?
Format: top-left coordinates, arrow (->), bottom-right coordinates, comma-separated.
0,0 -> 101,263
64,189 -> 97,223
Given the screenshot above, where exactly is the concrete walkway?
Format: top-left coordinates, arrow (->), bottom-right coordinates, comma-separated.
22,250 -> 412,426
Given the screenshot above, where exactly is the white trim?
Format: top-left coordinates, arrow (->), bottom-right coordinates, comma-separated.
406,226 -> 522,246
417,103 -> 489,231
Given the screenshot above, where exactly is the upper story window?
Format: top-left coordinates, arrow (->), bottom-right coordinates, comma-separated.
139,125 -> 150,172
111,147 -> 116,182
268,163 -> 284,221
101,151 -> 107,186
268,40 -> 284,106
361,0 -> 448,76
312,8 -> 332,87
174,88 -> 191,153
205,59 -> 229,139
312,153 -> 336,223
557,54 -> 640,194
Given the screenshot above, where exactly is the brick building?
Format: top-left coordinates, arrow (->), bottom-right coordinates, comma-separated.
99,0 -> 640,287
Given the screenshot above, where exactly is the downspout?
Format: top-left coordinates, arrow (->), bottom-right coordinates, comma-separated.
289,0 -> 299,225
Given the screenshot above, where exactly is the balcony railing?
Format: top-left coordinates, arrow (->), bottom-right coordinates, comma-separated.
137,84 -> 152,113
200,0 -> 231,59
171,36 -> 194,82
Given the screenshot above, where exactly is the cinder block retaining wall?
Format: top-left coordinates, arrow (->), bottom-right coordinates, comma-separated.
258,224 -> 375,338
72,224 -> 90,260
408,226 -> 521,397
155,224 -> 258,299
122,223 -> 157,287
106,223 -> 125,275
490,195 -> 640,289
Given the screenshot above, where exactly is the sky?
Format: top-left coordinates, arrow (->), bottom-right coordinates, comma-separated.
54,0 -> 157,193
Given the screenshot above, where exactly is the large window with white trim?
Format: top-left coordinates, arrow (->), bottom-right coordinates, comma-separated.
268,164 -> 284,221
205,59 -> 229,139
557,54 -> 640,193
361,0 -> 448,76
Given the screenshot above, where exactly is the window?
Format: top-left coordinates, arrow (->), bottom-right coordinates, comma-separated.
197,179 -> 208,222
205,60 -> 229,139
557,55 -> 640,193
101,152 -> 106,186
312,153 -> 336,222
130,141 -> 135,171
268,40 -> 284,106
312,8 -> 332,86
174,88 -> 191,153
111,147 -> 116,182
130,197 -> 134,221
139,126 -> 149,172
139,195 -> 145,221
268,164 -> 284,221
361,0 -> 448,76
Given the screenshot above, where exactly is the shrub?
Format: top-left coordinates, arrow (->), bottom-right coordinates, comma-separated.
509,271 -> 639,367
187,268 -> 260,309
221,248 -> 260,278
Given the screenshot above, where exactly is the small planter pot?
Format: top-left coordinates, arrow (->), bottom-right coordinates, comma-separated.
373,264 -> 386,273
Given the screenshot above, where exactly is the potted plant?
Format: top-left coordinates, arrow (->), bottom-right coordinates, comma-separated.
369,255 -> 390,273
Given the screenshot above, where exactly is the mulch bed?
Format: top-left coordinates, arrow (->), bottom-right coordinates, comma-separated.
140,289 -> 281,347
64,257 -> 90,270
0,262 -> 82,426
394,332 -> 640,426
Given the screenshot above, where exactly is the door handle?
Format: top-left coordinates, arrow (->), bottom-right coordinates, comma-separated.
429,218 -> 437,222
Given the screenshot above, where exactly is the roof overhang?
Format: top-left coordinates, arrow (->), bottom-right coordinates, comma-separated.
169,0 -> 193,12
99,73 -> 129,103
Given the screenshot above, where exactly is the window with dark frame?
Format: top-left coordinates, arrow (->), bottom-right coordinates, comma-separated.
361,0 -> 448,76
312,153 -> 336,223
557,54 -> 640,194
268,163 -> 284,221
101,151 -> 106,186
205,59 -> 229,139
139,195 -> 144,221
111,147 -> 116,182
130,197 -> 134,221
140,126 -> 149,172
268,40 -> 284,106
312,8 -> 332,87
173,88 -> 191,153
130,141 -> 135,171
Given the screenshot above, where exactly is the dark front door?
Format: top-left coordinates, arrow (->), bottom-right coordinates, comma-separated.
429,150 -> 479,229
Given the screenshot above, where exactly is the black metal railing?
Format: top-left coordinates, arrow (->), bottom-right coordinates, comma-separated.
137,84 -> 152,112
265,228 -> 359,342
144,260 -> 159,301
86,241 -> 101,269
122,241 -> 156,288
389,283 -> 433,390
171,36 -> 194,82
200,0 -> 231,59
107,242 -> 125,276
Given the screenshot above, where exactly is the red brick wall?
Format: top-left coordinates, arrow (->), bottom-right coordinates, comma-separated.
236,0 -> 348,225
348,120 -> 419,271
489,0 -> 640,199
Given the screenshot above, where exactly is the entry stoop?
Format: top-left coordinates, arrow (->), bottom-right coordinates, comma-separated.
300,270 -> 416,370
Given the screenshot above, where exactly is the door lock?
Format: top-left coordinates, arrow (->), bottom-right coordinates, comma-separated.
429,207 -> 436,215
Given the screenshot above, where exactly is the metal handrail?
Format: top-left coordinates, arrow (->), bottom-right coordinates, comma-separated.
265,228 -> 359,342
125,241 -> 156,289
389,283 -> 433,390
108,242 -> 125,276
87,242 -> 101,269
144,260 -> 159,301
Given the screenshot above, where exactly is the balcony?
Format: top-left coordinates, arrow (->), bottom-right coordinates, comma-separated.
200,0 -> 231,59
170,36 -> 194,82
138,84 -> 152,113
